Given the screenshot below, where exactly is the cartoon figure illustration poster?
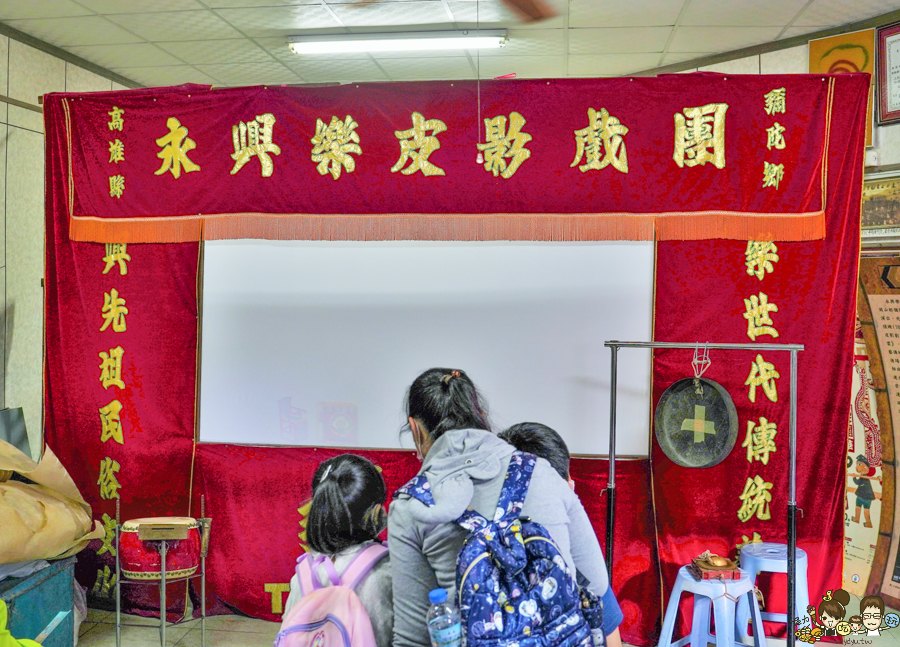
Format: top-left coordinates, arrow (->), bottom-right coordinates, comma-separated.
844,320 -> 883,595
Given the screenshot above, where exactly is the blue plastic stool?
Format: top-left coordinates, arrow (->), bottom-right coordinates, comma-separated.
735,542 -> 810,641
659,566 -> 766,647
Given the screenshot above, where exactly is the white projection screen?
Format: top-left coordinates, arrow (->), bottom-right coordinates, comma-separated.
199,241 -> 654,456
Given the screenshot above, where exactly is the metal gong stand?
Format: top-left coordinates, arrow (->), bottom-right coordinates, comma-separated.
604,341 -> 803,647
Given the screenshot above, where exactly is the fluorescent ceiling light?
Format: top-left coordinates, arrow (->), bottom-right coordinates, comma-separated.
288,30 -> 508,55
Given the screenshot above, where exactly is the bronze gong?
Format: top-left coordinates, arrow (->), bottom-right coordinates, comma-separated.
654,377 -> 738,468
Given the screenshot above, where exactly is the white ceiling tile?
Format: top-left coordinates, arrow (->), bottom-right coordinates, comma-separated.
698,56 -> 759,74
331,2 -> 452,29
778,25 -> 830,40
567,52 -> 661,76
474,54 -> 564,78
568,0 -> 682,27
104,10 -> 242,41
681,0 -> 809,27
760,44 -> 808,74
568,27 -> 671,55
2,16 -> 144,46
65,63 -> 113,92
157,38 -> 274,64
661,52 -> 712,66
793,0 -> 900,27
207,0 -> 320,6
286,57 -> 389,82
64,43 -> 184,68
214,6 -> 341,36
376,56 -> 473,80
110,65 -> 218,87
0,0 -> 91,19
76,0 -> 205,12
668,26 -> 782,53
477,28 -> 563,57
449,0 -> 566,30
195,61 -> 301,84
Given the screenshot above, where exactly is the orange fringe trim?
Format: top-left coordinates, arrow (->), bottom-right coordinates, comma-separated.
69,210 -> 826,244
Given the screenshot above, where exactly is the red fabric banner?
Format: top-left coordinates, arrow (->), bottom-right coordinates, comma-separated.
44,94 -> 200,619
41,73 -> 867,643
190,444 -> 659,645
651,72 -> 867,637
47,75 -> 837,244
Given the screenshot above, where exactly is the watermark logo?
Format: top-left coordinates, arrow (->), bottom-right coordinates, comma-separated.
794,589 -> 899,643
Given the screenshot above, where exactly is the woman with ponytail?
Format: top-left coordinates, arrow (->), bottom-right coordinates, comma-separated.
389,368 -> 621,647
283,454 -> 392,647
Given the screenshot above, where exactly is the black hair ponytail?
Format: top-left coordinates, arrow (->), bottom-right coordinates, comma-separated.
406,368 -> 491,441
306,454 -> 387,555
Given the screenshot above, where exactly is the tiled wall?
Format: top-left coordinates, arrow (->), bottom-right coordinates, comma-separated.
2,35 -> 125,458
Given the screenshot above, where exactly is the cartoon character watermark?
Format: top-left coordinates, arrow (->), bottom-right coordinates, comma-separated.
794,589 -> 899,642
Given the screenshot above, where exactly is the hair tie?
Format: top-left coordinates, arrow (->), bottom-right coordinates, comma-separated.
441,370 -> 462,385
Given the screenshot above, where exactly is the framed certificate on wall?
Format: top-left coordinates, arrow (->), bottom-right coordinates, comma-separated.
878,23 -> 900,125
863,172 -> 900,242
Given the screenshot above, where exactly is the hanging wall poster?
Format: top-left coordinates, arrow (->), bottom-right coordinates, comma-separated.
843,318 -> 883,595
810,29 -> 874,145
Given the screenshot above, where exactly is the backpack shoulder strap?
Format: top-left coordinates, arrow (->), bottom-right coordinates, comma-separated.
339,543 -> 389,590
295,553 -> 316,596
296,553 -> 341,595
494,451 -> 537,523
393,474 -> 435,507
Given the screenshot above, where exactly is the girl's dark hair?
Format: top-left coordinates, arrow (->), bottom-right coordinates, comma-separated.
819,589 -> 850,620
499,422 -> 570,481
307,454 -> 387,555
406,368 -> 491,441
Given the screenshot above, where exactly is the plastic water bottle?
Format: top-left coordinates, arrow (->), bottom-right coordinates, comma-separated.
426,588 -> 462,647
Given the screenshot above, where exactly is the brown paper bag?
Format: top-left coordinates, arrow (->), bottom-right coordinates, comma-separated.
0,439 -> 103,564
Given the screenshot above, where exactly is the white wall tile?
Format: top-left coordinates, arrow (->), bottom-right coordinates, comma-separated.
760,44 -> 807,74
0,125 -> 7,267
0,36 -> 8,125
5,126 -> 45,457
66,63 -> 113,93
699,55 -> 759,74
8,40 -> 65,132
0,266 -> 6,411
874,123 -> 900,167
112,82 -> 131,91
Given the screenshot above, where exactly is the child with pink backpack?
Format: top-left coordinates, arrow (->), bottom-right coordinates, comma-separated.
277,455 -> 392,647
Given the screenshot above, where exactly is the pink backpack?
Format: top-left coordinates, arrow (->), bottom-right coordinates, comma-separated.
275,544 -> 388,647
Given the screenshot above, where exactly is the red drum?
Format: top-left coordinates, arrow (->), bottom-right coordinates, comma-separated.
119,517 -> 200,580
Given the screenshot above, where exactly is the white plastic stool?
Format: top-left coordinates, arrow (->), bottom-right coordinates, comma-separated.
735,542 -> 810,641
659,566 -> 766,647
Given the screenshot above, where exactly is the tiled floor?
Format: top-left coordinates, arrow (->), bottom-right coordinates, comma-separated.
77,608 -> 280,647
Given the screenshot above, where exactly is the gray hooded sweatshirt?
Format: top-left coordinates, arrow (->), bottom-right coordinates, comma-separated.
388,427 -> 610,647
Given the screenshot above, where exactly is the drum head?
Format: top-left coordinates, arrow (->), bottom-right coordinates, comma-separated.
122,516 -> 197,531
654,377 -> 738,468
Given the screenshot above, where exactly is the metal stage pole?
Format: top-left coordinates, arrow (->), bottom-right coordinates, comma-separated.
788,349 -> 798,647
603,339 -> 803,638
606,345 -> 618,575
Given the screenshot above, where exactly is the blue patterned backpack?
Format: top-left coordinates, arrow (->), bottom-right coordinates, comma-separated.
454,451 -> 594,647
